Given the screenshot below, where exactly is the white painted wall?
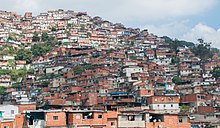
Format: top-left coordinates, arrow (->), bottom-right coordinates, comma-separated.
0,105 -> 19,119
150,103 -> 179,110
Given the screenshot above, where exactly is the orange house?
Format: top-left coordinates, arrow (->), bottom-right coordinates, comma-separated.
18,103 -> 36,114
67,110 -> 117,128
45,111 -> 66,127
0,120 -> 14,128
24,110 -> 66,128
145,114 -> 191,128
15,114 -> 25,128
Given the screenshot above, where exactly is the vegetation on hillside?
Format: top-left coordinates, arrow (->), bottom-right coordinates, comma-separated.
191,39 -> 213,61
73,64 -> 94,75
163,36 -> 217,61
16,48 -> 32,64
0,86 -> 6,95
212,66 -> 220,78
162,36 -> 195,52
31,34 -> 60,56
172,76 -> 182,85
0,68 -> 30,81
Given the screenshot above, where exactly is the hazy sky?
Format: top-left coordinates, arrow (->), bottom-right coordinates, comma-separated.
1,0 -> 220,48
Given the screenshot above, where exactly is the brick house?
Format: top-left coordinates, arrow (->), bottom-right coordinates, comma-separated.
147,94 -> 180,113
67,110 -> 117,128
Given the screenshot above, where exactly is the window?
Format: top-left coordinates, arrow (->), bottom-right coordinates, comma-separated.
4,126 -> 9,128
111,122 -> 115,126
128,115 -> 135,121
53,116 -> 58,120
98,114 -> 102,119
179,118 -> 183,123
76,114 -> 80,119
83,112 -> 94,119
11,110 -> 14,114
171,104 -> 173,107
201,96 -> 205,99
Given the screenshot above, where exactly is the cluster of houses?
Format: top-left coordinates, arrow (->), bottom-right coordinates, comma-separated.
0,9 -> 220,128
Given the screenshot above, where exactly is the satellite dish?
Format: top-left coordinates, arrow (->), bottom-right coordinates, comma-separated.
88,113 -> 92,116
26,115 -> 30,118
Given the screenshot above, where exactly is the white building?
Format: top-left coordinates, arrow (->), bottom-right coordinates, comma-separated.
0,105 -> 18,119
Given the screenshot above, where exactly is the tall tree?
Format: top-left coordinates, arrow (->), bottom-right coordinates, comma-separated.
51,26 -> 57,31
42,32 -> 49,42
32,31 -> 40,42
16,48 -> 32,64
191,39 -> 212,61
8,32 -> 17,41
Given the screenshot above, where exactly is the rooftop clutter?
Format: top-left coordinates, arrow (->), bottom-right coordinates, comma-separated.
0,9 -> 219,128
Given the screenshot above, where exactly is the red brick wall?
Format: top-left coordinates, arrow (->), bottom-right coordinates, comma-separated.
137,89 -> 154,97
0,121 -> 14,128
45,112 -> 66,127
68,112 -> 108,127
197,106 -> 215,113
180,94 -> 197,103
18,104 -> 36,113
146,115 -> 191,128
148,95 -> 180,104
15,114 -> 25,128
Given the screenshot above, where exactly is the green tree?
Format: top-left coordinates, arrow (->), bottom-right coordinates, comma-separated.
212,66 -> 220,78
67,23 -> 72,28
172,76 -> 182,85
180,105 -> 190,113
16,48 -> 32,64
7,59 -> 16,68
129,56 -> 137,60
42,32 -> 49,42
87,32 -> 91,37
11,83 -> 21,89
19,34 -> 25,38
106,48 -> 114,54
191,39 -> 213,61
31,43 -> 53,56
73,65 -> 84,75
46,36 -> 61,46
162,36 -> 195,53
73,64 -> 94,75
0,69 -> 10,75
8,32 -> 17,41
171,57 -> 180,64
27,68 -> 34,74
80,24 -> 86,31
0,86 -> 6,95
10,68 -> 27,81
0,45 -> 17,55
51,26 -> 57,31
170,39 -> 180,53
32,31 -> 40,42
